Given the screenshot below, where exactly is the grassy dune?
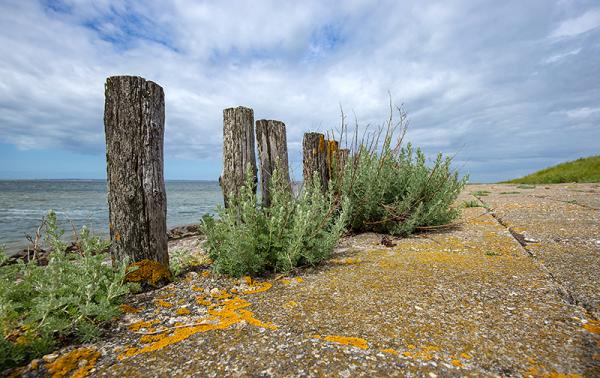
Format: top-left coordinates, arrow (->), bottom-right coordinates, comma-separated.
506,155 -> 600,184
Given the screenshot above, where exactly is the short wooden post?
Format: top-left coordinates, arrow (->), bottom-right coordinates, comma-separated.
104,75 -> 168,267
302,132 -> 328,190
256,119 -> 291,207
337,149 -> 350,171
332,148 -> 350,186
325,139 -> 339,179
221,106 -> 257,207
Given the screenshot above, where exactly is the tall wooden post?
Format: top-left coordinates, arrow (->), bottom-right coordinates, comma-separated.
104,75 -> 168,267
256,119 -> 291,207
302,132 -> 328,190
221,106 -> 257,207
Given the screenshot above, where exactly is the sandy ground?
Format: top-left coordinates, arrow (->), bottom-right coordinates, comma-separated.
13,183 -> 600,377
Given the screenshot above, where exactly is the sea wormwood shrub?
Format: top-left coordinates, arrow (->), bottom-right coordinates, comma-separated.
0,211 -> 135,372
201,169 -> 349,277
340,107 -> 466,236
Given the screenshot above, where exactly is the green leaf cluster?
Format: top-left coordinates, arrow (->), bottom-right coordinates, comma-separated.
341,114 -> 466,236
201,168 -> 349,277
0,211 -> 134,371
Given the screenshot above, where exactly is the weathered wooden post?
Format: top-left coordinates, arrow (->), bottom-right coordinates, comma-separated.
256,119 -> 291,206
337,149 -> 350,171
331,148 -> 350,188
325,139 -> 339,179
104,75 -> 169,267
302,132 -> 328,190
221,106 -> 257,207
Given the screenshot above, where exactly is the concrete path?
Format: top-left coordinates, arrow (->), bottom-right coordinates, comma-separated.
24,184 -> 600,377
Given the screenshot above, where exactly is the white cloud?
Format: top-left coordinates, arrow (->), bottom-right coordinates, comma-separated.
564,107 -> 600,119
0,0 -> 599,181
550,8 -> 600,38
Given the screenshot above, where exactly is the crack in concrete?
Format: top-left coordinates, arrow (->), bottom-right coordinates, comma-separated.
474,195 -> 588,314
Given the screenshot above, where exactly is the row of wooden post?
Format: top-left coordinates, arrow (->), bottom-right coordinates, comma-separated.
103,75 -> 348,269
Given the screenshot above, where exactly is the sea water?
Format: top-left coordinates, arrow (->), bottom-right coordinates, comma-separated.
0,180 -> 222,254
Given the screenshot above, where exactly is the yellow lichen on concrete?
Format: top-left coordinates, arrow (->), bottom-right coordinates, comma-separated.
319,335 -> 369,350
125,259 -> 172,287
139,333 -> 166,344
381,348 -> 399,355
128,320 -> 159,332
281,277 -> 304,285
119,295 -> 277,360
210,289 -> 233,300
46,347 -> 100,378
119,304 -> 142,314
283,300 -> 299,309
155,299 -> 174,308
196,295 -> 211,306
330,257 -> 362,265
524,358 -> 583,378
583,319 -> 600,334
175,308 -> 191,316
402,345 -> 440,361
240,281 -> 273,295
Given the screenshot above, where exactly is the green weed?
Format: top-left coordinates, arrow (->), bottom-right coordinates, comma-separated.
0,212 -> 135,371
462,200 -> 481,208
202,168 -> 349,277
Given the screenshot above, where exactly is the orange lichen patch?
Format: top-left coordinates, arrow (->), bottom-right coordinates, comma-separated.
201,270 -> 211,278
119,295 -> 277,360
330,257 -> 362,265
583,319 -> 600,334
119,304 -> 142,314
128,320 -> 159,332
46,347 -> 100,378
125,259 -> 172,287
381,348 -> 399,355
176,308 -> 191,316
191,285 -> 204,292
196,295 -> 212,306
460,352 -> 472,359
210,290 -> 233,300
402,345 -> 440,361
155,299 -> 174,308
156,291 -> 176,300
240,281 -> 272,295
451,359 -> 463,367
139,333 -> 166,344
320,335 -> 369,350
524,358 -> 583,378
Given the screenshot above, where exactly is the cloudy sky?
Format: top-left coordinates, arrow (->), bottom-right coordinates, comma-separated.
0,0 -> 598,182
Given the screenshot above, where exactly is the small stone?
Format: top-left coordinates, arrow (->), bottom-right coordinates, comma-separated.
429,373 -> 438,378
42,353 -> 58,363
415,305 -> 423,311
209,287 -> 220,296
